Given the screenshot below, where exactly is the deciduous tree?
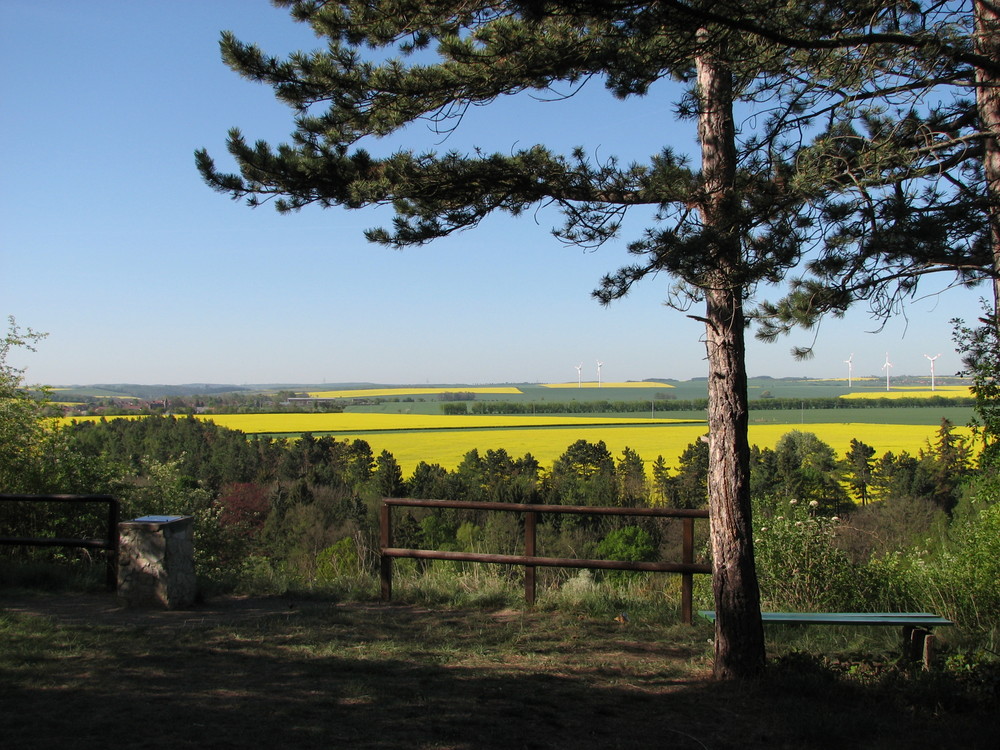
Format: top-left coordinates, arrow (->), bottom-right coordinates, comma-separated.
0,317 -> 49,492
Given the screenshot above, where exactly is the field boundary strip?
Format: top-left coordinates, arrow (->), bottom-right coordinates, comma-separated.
305,387 -> 524,398
540,381 -> 675,389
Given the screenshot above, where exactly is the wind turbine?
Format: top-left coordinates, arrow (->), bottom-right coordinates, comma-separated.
575,363 -> 583,388
882,352 -> 893,392
596,360 -> 604,388
844,354 -> 854,388
924,353 -> 942,391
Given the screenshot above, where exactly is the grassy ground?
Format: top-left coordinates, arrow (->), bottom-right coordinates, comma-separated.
1,589 -> 996,750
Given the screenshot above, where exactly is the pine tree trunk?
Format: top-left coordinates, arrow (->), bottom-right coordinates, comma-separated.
975,1 -> 1000,311
696,34 -> 767,681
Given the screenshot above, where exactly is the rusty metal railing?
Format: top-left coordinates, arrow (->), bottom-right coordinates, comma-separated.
0,494 -> 120,590
380,498 -> 711,624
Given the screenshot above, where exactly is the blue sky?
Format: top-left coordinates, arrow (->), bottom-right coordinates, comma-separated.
1,1 -> 986,386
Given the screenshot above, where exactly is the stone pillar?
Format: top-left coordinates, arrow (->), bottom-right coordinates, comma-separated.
117,515 -> 196,609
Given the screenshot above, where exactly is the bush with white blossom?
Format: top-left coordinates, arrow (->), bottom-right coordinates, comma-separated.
753,498 -> 907,612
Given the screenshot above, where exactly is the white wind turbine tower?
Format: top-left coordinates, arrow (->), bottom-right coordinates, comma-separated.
575,363 -> 583,388
882,352 -> 893,392
924,353 -> 942,391
596,360 -> 604,388
845,354 -> 854,388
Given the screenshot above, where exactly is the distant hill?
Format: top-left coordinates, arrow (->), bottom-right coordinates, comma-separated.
47,375 -> 971,403
57,384 -> 252,400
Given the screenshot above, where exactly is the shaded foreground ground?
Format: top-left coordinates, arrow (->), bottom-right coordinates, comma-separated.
1,591 -> 995,749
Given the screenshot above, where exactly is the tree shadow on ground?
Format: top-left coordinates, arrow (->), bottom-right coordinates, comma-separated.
0,592 -> 995,750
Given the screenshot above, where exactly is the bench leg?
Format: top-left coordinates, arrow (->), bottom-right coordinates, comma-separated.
902,626 -> 915,661
901,626 -> 933,668
922,633 -> 935,671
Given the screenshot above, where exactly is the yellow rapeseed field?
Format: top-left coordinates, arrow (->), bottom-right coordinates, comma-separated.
313,421 -> 967,474
61,413 -> 971,476
191,413 -> 965,475
840,386 -> 973,400
305,386 -> 524,398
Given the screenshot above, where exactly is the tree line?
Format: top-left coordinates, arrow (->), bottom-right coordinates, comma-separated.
2,411 -> 973,591
443,395 -> 974,415
55,390 -> 345,418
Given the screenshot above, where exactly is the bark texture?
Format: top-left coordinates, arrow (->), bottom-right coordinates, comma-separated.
976,0 -> 1000,309
696,34 -> 767,680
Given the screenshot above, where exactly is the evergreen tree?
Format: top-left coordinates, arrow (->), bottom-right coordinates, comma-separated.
772,431 -> 850,514
408,460 -> 450,499
197,0 -> 993,678
671,439 -> 710,509
616,446 -> 647,507
650,455 -> 672,506
871,450 -> 933,502
844,439 -> 877,507
345,439 -> 375,486
953,303 -> 1000,464
547,439 -> 618,507
449,449 -> 487,502
918,418 -> 973,512
749,445 -> 780,508
481,448 -> 516,503
738,3 -> 1000,337
374,449 -> 406,498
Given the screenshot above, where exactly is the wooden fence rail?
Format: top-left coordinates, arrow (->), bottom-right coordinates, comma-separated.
380,499 -> 711,624
0,494 -> 120,590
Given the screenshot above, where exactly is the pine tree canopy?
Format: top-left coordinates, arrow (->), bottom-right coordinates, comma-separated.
198,2 -> 994,340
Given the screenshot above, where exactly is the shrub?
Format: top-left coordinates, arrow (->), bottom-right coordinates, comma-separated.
315,537 -> 360,582
595,525 -> 658,585
834,495 -> 948,562
596,525 -> 657,562
754,500 -> 902,611
906,501 -> 1000,630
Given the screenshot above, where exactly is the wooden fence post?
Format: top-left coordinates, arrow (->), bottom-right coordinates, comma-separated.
106,496 -> 120,590
524,511 -> 537,606
682,516 -> 694,625
380,500 -> 392,601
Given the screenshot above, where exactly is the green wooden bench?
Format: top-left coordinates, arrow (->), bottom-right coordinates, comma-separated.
698,611 -> 954,669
